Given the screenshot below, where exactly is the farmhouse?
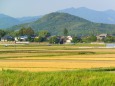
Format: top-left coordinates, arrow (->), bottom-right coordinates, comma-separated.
96,34 -> 108,40
65,36 -> 73,44
1,35 -> 14,42
16,35 -> 28,41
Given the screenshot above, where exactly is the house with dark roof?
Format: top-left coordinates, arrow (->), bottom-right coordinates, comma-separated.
1,35 -> 14,42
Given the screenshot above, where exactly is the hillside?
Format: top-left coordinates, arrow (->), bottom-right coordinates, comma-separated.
0,14 -> 40,28
9,12 -> 115,36
0,14 -> 20,28
17,16 -> 41,23
59,7 -> 115,24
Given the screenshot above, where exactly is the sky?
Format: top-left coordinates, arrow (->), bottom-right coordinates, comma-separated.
0,0 -> 115,18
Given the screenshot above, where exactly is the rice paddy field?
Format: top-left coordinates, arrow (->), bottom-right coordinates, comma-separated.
0,43 -> 115,86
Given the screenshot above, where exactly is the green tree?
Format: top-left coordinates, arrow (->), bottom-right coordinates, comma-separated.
38,37 -> 45,42
104,36 -> 115,43
18,27 -> 34,36
49,36 -> 60,44
9,30 -> 19,37
26,27 -> 34,36
18,27 -> 26,36
34,37 -> 45,42
72,36 -> 81,43
34,38 -> 39,42
0,30 -> 6,38
89,35 -> 97,42
38,30 -> 50,38
27,36 -> 34,42
82,35 -> 97,43
63,28 -> 68,36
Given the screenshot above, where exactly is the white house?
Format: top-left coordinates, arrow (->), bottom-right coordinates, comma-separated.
16,35 -> 28,41
66,36 -> 73,44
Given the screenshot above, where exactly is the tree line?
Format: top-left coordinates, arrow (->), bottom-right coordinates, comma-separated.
0,27 -> 115,43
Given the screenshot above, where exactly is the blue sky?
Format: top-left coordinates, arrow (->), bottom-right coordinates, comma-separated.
0,0 -> 115,18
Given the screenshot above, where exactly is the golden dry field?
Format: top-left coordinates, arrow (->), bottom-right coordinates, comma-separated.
0,44 -> 115,72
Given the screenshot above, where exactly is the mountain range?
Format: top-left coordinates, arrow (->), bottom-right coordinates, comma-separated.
0,14 -> 40,28
59,7 -> 115,24
9,12 -> 115,36
1,7 -> 115,29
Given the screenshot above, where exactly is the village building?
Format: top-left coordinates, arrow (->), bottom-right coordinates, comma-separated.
65,36 -> 73,44
96,34 -> 108,40
15,35 -> 28,41
1,35 -> 14,42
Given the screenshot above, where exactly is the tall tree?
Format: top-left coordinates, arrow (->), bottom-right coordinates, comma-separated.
18,27 -> 34,36
18,27 -> 26,36
0,30 -> 6,38
63,28 -> 68,36
26,27 -> 34,36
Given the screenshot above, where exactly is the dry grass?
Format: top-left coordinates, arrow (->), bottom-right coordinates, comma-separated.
7,54 -> 115,60
0,45 -> 115,72
0,61 -> 115,72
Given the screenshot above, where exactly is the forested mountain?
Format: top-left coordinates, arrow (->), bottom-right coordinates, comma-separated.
59,7 -> 115,24
9,12 -> 115,36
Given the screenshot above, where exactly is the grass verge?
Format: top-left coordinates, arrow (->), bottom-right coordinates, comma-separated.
0,69 -> 115,86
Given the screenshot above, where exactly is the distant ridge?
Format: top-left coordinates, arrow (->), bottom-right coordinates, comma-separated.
0,14 -> 20,28
17,16 -> 41,23
59,7 -> 115,24
0,14 -> 40,28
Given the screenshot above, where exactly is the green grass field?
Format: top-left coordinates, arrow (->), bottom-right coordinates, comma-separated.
0,69 -> 115,86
